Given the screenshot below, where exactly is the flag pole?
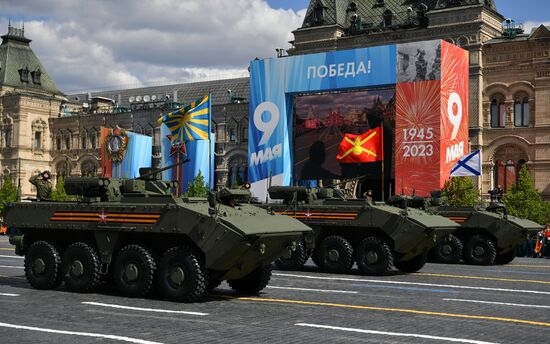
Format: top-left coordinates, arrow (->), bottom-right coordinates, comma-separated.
380,124 -> 385,202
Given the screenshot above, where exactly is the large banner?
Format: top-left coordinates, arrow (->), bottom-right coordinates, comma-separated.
160,124 -> 215,194
249,45 -> 396,199
250,40 -> 468,199
100,127 -> 152,178
395,41 -> 469,196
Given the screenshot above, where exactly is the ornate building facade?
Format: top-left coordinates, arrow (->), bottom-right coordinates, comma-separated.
53,79 -> 250,192
288,0 -> 550,199
0,25 -> 66,198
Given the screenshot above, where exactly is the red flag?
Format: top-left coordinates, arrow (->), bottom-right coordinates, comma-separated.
336,127 -> 383,163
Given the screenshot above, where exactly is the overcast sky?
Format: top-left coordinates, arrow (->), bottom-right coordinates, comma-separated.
0,0 -> 548,94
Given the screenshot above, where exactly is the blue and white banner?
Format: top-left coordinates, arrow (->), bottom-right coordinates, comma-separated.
161,124 -> 215,193
110,131 -> 152,179
249,45 -> 397,199
450,150 -> 481,177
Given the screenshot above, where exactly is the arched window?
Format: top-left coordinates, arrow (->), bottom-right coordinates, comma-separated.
227,157 -> 247,187
4,129 -> 11,148
241,126 -> 248,142
90,130 -> 98,149
313,2 -> 325,24
514,97 -> 529,127
81,161 -> 97,177
81,130 -> 88,149
383,10 -> 393,27
494,159 -> 524,193
229,128 -> 237,142
490,98 -> 505,128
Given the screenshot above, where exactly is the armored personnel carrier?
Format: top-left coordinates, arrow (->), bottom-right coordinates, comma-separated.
387,192 -> 543,265
265,186 -> 459,275
4,169 -> 311,302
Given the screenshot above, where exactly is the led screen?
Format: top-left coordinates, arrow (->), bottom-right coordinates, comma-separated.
293,89 -> 395,183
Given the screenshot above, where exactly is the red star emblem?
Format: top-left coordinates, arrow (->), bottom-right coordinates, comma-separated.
98,208 -> 107,224
166,135 -> 187,156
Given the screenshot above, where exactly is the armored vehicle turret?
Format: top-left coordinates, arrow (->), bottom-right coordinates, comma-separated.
387,191 -> 543,265
264,186 -> 459,275
5,169 -> 311,302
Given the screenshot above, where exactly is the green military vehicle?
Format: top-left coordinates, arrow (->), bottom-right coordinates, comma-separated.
5,169 -> 311,302
265,186 -> 459,275
388,192 -> 543,265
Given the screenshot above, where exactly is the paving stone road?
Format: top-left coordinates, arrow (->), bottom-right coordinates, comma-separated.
0,236 -> 549,344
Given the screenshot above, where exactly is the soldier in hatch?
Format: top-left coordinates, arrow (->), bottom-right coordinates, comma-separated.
29,171 -> 52,201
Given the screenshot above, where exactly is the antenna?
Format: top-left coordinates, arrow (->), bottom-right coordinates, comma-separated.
266,169 -> 273,204
16,158 -> 21,202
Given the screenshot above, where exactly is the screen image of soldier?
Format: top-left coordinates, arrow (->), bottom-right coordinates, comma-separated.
29,171 -> 52,201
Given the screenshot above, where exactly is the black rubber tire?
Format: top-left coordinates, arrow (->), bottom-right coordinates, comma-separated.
316,236 -> 354,273
464,235 -> 497,265
24,241 -> 62,290
113,245 -> 156,298
355,237 -> 394,276
395,252 -> 428,273
274,241 -> 308,271
495,249 -> 517,265
228,264 -> 272,295
157,246 -> 207,302
430,235 -> 463,264
62,242 -> 101,293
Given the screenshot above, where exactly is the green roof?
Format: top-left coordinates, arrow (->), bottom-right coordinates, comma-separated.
301,0 -> 498,29
0,26 -> 62,95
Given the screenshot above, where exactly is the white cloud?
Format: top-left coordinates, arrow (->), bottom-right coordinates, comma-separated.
522,21 -> 550,34
0,0 -> 305,93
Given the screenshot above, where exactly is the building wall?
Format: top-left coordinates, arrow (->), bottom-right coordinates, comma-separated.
0,89 -> 65,197
289,3 -> 550,198
50,102 -> 249,191
482,31 -> 550,199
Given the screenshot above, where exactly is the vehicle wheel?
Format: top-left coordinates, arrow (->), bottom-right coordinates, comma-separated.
317,236 -> 354,273
464,235 -> 497,265
24,241 -> 62,290
157,246 -> 206,302
495,249 -> 516,265
430,235 -> 463,264
113,245 -> 156,298
62,242 -> 101,293
395,252 -> 428,273
228,264 -> 272,295
355,237 -> 393,276
274,241 -> 308,271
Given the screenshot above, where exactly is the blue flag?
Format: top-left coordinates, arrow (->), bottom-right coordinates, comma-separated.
158,95 -> 210,144
450,150 -> 481,177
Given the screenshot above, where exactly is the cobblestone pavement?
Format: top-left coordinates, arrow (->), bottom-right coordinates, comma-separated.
1,236 -> 549,344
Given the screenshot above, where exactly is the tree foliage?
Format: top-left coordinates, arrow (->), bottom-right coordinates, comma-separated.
0,177 -> 18,215
441,176 -> 480,206
184,171 -> 210,197
51,176 -> 73,201
503,166 -> 550,224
